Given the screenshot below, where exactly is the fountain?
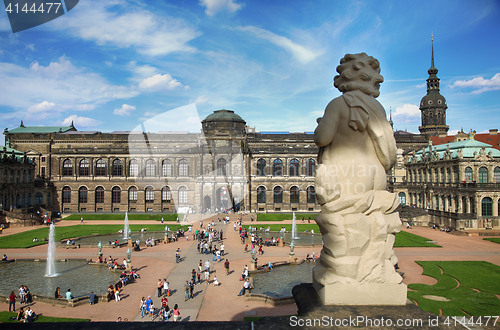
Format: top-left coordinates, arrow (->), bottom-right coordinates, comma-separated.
291,212 -> 299,240
123,212 -> 129,240
45,222 -> 57,277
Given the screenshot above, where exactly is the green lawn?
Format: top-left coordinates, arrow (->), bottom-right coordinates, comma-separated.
407,261 -> 500,316
63,213 -> 180,221
483,237 -> 500,244
0,224 -> 190,249
244,225 -> 440,247
256,213 -> 317,221
0,311 -> 89,323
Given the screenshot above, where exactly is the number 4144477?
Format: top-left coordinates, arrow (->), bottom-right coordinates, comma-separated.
443,316 -> 498,327
6,2 -> 62,14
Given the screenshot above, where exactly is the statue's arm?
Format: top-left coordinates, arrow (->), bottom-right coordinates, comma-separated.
314,98 -> 341,147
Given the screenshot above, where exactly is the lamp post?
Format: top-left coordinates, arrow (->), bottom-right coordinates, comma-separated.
126,248 -> 131,270
250,247 -> 257,270
127,228 -> 132,248
164,226 -> 169,244
97,241 -> 102,263
289,240 -> 295,262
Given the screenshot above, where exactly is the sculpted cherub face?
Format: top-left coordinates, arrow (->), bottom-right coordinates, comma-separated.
333,53 -> 384,98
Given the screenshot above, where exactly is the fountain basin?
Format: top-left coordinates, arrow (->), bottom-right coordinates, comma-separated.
0,259 -> 120,298
248,260 -> 315,304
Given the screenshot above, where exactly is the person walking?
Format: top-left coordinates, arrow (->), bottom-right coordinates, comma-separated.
157,279 -> 163,297
173,304 -> 181,322
184,281 -> 190,301
220,244 -> 225,256
224,259 -> 230,275
163,279 -> 169,297
9,291 -> 16,312
191,269 -> 197,285
140,297 -> 147,318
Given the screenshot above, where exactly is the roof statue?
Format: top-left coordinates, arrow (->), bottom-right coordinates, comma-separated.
313,53 -> 406,305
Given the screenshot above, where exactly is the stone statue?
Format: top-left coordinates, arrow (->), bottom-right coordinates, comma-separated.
313,53 -> 406,305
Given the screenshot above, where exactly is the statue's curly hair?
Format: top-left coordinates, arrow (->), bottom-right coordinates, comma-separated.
333,53 -> 384,97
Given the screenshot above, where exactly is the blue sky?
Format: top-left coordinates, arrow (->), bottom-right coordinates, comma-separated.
0,0 -> 499,142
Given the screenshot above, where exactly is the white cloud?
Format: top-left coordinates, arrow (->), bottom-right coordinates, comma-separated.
114,104 -> 136,116
0,57 -> 139,111
27,101 -> 57,114
54,0 -> 199,56
62,115 -> 102,128
139,74 -> 185,91
392,104 -> 420,124
237,26 -> 322,63
450,73 -> 500,94
200,0 -> 242,16
25,44 -> 35,51
191,95 -> 209,105
127,61 -> 158,81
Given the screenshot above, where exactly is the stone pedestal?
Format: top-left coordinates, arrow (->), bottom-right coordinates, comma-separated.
313,279 -> 407,305
164,234 -> 168,243
250,260 -> 257,271
289,253 -> 295,262
127,238 -> 132,248
278,239 -> 284,247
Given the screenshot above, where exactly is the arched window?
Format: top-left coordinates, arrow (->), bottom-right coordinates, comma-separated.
307,186 -> 316,204
162,186 -> 171,202
462,196 -> 467,213
479,167 -> 488,183
35,192 -> 43,205
290,186 -> 300,204
95,187 -> 104,203
145,159 -> 155,177
464,167 -> 472,182
398,192 -> 406,205
495,167 -> 500,183
440,168 -> 445,183
273,159 -> 283,176
446,168 -> 451,183
145,186 -> 154,203
96,159 -> 106,176
217,158 -> 227,176
257,159 -> 266,176
112,159 -> 123,176
289,159 -> 299,177
178,186 -> 187,204
162,159 -> 172,177
112,187 -> 121,204
179,159 -> 188,176
470,197 -> 475,214
482,197 -> 493,216
62,187 -> 71,204
22,194 -> 26,207
128,187 -> 137,203
16,170 -> 20,183
306,159 -> 316,176
129,159 -> 139,177
23,170 -> 26,183
63,159 -> 73,176
273,186 -> 283,204
27,193 -> 32,206
78,187 -> 88,203
257,186 -> 266,203
79,159 -> 89,176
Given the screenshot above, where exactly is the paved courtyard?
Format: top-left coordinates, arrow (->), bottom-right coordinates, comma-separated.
1,214 -> 499,322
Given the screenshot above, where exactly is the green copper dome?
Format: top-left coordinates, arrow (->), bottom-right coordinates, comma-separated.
202,109 -> 245,123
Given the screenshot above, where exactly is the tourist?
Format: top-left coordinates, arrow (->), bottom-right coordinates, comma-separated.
17,308 -> 24,321
88,292 -> 96,305
140,297 -> 147,318
224,259 -> 230,275
18,285 -> 25,304
189,280 -> 194,298
117,317 -> 122,322
54,287 -> 62,299
238,279 -> 251,296
205,260 -> 211,273
3,254 -> 8,261
204,269 -> 210,284
123,258 -> 127,269
163,279 -> 169,296
220,244 -> 225,256
184,281 -> 190,301
157,279 -> 163,297
213,276 -> 219,287
24,286 -> 32,303
66,288 -> 73,300
114,285 -> 121,301
146,296 -> 153,316
9,291 -> 16,312
173,304 -> 181,322
191,269 -> 196,284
